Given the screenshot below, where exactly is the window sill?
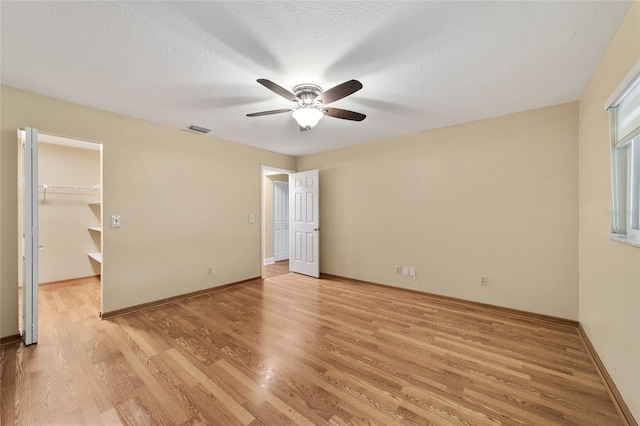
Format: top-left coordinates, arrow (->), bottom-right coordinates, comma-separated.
609,234 -> 640,248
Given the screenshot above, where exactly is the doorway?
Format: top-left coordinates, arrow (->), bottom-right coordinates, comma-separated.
261,166 -> 292,279
18,129 -> 103,345
260,166 -> 321,279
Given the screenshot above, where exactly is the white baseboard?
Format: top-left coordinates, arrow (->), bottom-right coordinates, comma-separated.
264,258 -> 275,265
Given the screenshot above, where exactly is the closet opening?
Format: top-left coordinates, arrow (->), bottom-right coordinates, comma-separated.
18,131 -> 103,341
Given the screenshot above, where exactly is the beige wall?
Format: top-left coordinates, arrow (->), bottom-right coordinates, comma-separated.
578,2 -> 639,420
0,86 -> 295,337
37,143 -> 101,283
263,174 -> 288,262
297,102 -> 579,320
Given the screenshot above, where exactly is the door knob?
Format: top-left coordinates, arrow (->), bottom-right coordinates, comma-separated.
38,245 -> 44,250
313,227 -> 320,231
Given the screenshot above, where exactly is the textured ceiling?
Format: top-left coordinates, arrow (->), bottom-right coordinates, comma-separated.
1,1 -> 631,156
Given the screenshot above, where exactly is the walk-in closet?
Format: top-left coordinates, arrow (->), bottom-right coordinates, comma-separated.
36,136 -> 102,291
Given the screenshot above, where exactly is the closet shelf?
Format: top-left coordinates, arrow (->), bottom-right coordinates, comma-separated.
88,201 -> 101,206
88,226 -> 102,232
39,183 -> 100,191
88,252 -> 102,263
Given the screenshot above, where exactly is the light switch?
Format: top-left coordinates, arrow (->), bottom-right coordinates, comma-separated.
110,214 -> 121,228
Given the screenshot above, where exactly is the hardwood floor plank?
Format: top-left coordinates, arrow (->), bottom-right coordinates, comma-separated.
115,396 -> 157,426
100,406 -> 125,425
213,358 -> 314,425
166,348 -> 256,425
250,400 -> 298,425
103,324 -> 188,425
179,382 -> 247,425
263,260 -> 290,279
0,343 -> 17,424
113,317 -> 159,357
0,274 -> 626,425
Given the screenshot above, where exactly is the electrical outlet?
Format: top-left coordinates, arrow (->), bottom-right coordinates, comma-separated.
248,213 -> 255,223
207,266 -> 213,276
403,267 -> 410,276
409,267 -> 416,277
110,214 -> 121,228
480,276 -> 488,286
396,266 -> 402,274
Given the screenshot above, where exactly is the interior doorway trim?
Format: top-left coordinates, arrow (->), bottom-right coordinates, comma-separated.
260,165 -> 293,279
38,131 -> 102,149
19,129 -> 104,343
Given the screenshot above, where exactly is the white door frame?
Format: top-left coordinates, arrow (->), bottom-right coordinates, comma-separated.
19,128 -> 39,345
260,165 -> 293,278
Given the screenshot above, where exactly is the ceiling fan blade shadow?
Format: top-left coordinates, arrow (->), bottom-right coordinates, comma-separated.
350,97 -> 422,115
323,3 -> 433,80
246,108 -> 292,117
171,2 -> 283,72
316,80 -> 363,105
323,107 -> 366,121
187,96 -> 267,108
257,79 -> 299,102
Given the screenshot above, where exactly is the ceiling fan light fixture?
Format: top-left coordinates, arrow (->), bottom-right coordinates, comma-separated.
248,79 -> 364,130
292,106 -> 324,129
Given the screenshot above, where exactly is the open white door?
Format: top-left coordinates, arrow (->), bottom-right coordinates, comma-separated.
289,170 -> 320,278
18,128 -> 39,345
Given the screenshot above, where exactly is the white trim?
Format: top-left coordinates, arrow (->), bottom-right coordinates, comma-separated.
20,127 -> 39,345
38,131 -> 101,151
264,257 -> 275,265
605,59 -> 640,109
610,234 -> 640,248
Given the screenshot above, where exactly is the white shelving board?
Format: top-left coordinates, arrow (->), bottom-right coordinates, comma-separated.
88,200 -> 102,266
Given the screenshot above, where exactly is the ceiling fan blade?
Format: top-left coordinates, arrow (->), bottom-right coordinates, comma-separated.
316,80 -> 363,105
246,108 -> 292,117
257,79 -> 299,102
323,107 -> 366,121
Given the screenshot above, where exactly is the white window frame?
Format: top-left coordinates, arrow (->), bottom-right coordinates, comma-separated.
628,140 -> 640,239
607,60 -> 640,247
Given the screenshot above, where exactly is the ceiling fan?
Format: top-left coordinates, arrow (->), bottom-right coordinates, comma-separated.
246,79 -> 366,131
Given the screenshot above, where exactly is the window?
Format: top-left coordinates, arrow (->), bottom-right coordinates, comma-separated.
608,62 -> 640,246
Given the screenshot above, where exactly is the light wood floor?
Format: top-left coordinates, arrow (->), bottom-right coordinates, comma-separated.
1,274 -> 623,425
263,260 -> 290,279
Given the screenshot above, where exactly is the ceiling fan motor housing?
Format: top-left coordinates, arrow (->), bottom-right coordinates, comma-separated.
293,84 -> 323,106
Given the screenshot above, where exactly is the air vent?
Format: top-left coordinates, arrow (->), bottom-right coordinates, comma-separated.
186,125 -> 211,134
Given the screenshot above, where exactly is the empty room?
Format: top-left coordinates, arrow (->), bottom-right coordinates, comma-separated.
1,1 -> 638,425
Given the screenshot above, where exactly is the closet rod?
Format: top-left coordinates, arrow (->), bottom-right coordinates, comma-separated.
38,184 -> 100,202
38,184 -> 100,191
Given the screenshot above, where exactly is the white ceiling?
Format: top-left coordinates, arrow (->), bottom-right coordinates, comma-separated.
1,1 -> 631,157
